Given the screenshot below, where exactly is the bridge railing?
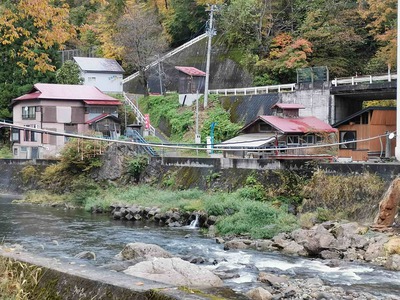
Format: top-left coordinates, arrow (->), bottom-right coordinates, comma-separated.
122,33 -> 207,84
122,93 -> 155,136
331,74 -> 397,86
209,83 -> 296,96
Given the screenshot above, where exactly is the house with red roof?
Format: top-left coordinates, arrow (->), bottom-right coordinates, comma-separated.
11,83 -> 121,159
175,66 -> 206,106
216,103 -> 337,158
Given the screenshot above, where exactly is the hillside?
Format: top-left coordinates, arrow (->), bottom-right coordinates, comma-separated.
0,0 -> 396,120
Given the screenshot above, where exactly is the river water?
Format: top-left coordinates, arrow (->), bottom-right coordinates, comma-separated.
1,195 -> 400,298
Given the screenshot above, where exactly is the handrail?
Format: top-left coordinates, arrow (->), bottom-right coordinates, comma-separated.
209,83 -> 296,96
131,130 -> 158,157
122,33 -> 208,84
122,93 -> 155,136
331,74 -> 397,86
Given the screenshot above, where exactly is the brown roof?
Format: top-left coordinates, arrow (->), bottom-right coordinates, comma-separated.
175,66 -> 206,77
13,83 -> 120,105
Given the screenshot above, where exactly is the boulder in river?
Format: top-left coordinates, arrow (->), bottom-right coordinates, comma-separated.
123,257 -> 223,288
74,251 -> 96,260
116,242 -> 173,260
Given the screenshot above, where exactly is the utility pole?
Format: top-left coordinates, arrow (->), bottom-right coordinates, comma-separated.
204,4 -> 217,108
157,55 -> 164,95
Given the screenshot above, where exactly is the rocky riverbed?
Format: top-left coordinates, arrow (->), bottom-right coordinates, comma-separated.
99,204 -> 400,299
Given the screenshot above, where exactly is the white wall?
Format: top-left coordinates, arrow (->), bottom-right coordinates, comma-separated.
82,71 -> 123,93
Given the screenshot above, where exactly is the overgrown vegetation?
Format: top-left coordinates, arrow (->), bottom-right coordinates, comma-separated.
300,169 -> 386,221
0,256 -> 42,299
139,93 -> 194,141
127,155 -> 149,183
200,96 -> 242,144
0,146 -> 12,159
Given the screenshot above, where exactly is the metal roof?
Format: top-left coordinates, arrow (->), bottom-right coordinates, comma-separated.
13,83 -> 121,104
272,103 -> 305,109
259,116 -> 337,133
175,66 -> 206,77
215,133 -> 277,148
73,57 -> 124,73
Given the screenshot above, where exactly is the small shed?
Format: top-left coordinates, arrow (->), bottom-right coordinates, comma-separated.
175,66 -> 206,106
74,57 -> 125,94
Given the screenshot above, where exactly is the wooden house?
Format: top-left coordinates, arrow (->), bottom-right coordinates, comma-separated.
216,103 -> 337,158
332,107 -> 396,161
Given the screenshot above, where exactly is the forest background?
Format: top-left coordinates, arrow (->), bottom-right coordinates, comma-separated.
0,0 -> 397,121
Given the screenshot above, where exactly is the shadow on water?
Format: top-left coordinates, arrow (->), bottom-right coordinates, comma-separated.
1,196 -> 400,298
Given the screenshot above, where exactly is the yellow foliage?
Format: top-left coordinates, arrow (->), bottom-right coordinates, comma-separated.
0,0 -> 76,73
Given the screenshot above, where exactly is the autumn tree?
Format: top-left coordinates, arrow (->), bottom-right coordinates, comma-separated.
255,33 -> 312,83
358,0 -> 397,73
114,3 -> 168,95
0,0 -> 75,119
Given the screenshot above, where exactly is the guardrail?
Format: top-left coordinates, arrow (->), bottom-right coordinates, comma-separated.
209,83 -> 296,96
331,74 -> 397,86
122,33 -> 208,84
122,93 -> 155,136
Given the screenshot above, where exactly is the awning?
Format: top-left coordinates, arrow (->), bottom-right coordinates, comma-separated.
215,133 -> 278,149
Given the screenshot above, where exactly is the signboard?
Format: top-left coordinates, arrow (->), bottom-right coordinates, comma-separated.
144,114 -> 150,130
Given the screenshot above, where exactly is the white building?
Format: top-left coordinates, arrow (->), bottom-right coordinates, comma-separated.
74,57 -> 125,94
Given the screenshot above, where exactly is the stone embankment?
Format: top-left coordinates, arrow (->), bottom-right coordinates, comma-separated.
102,204 -> 216,228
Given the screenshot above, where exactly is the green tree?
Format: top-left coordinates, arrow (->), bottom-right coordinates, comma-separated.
297,0 -> 369,77
56,61 -> 83,84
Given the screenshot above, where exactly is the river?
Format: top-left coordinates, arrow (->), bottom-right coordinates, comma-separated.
1,195 -> 400,298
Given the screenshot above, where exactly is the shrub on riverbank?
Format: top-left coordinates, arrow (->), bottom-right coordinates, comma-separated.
79,185 -> 299,239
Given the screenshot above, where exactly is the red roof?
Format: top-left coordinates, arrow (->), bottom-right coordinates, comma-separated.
175,66 -> 206,77
13,83 -> 120,105
259,116 -> 337,133
272,103 -> 305,109
84,100 -> 121,106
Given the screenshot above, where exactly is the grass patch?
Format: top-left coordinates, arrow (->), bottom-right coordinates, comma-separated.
204,192 -> 299,239
0,256 -> 42,299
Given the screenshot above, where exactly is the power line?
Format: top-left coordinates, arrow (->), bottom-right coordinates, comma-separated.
0,121 -> 392,153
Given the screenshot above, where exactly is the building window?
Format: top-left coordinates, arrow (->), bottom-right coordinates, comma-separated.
11,128 -> 20,142
339,131 -> 357,149
22,106 -> 36,120
23,125 -> 38,142
13,148 -> 18,156
88,76 -> 96,82
302,135 -> 314,145
287,135 -> 300,145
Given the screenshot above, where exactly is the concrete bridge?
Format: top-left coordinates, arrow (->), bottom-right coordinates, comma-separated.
209,73 -> 397,125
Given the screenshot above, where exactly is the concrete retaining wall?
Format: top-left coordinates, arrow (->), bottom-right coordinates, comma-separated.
0,249 -> 220,300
